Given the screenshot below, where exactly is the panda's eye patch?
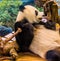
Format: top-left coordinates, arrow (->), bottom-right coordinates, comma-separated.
35,10 -> 38,16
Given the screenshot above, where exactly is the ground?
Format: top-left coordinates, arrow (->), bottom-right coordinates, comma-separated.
3,52 -> 46,61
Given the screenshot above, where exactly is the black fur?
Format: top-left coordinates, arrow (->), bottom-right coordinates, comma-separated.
44,20 -> 56,30
39,20 -> 56,30
14,18 -> 34,52
19,5 -> 25,12
32,20 -> 56,30
46,50 -> 60,61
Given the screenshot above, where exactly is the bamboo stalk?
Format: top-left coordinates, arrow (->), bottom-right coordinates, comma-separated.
3,28 -> 22,44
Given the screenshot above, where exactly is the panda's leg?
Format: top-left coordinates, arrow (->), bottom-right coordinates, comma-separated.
45,50 -> 60,61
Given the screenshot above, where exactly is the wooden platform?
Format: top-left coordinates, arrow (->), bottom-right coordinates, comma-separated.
3,53 -> 46,61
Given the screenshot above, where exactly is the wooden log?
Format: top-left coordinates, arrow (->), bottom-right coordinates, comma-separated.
51,4 -> 58,22
43,0 -> 58,22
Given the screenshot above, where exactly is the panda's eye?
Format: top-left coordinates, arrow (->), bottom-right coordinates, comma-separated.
35,10 -> 38,16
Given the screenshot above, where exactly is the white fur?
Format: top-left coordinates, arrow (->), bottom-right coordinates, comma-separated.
30,25 -> 60,58
16,5 -> 44,23
16,11 -> 24,22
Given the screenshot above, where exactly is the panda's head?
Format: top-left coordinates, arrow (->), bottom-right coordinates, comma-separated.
16,5 -> 44,23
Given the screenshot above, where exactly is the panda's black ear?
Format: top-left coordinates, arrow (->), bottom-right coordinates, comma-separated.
35,10 -> 38,16
19,5 -> 25,12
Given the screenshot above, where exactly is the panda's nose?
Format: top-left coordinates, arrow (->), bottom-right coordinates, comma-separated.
38,18 -> 42,20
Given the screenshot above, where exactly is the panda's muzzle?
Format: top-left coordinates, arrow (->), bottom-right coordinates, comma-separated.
38,18 -> 42,20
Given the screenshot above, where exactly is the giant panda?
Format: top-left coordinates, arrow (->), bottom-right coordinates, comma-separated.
14,5 -> 43,52
15,5 -> 60,61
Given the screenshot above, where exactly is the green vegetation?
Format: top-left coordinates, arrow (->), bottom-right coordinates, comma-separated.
0,0 -> 22,29
35,5 -> 43,12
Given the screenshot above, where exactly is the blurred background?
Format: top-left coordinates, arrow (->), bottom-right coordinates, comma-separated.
0,0 -> 43,30
0,0 -> 60,30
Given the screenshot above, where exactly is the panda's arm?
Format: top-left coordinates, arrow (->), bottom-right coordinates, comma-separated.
15,18 -> 29,31
14,22 -> 23,32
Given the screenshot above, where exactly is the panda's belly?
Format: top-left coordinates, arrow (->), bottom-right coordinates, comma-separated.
30,26 -> 60,58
